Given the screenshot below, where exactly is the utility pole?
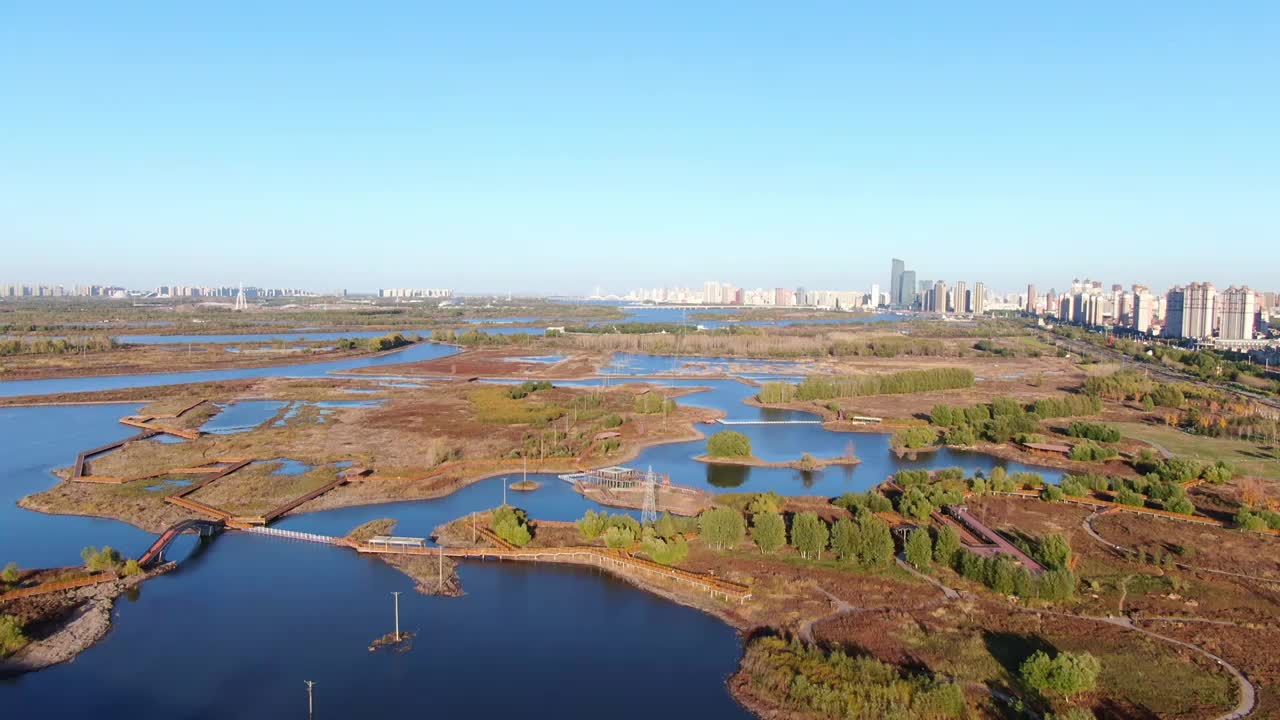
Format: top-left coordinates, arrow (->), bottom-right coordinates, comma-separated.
391,591 -> 401,642
304,680 -> 315,719
438,546 -> 444,589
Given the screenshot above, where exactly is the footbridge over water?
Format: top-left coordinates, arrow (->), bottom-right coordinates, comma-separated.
138,519 -> 225,567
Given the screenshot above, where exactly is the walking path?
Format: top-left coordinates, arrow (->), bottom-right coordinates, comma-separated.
1082,510 -> 1280,585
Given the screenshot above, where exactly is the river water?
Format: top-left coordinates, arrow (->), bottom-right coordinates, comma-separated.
0,343 -> 1060,717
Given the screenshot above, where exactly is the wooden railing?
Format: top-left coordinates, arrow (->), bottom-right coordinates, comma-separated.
0,572 -> 115,602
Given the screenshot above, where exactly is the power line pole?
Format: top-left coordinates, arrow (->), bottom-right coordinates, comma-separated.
391,591 -> 401,642
304,680 -> 315,719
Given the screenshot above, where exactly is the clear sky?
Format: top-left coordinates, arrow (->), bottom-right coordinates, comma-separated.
3,2 -> 1277,295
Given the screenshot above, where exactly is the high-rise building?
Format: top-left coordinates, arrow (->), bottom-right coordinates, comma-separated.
1185,282 -> 1216,340
890,258 -> 904,307
973,282 -> 986,315
900,271 -> 917,307
929,281 -> 948,313
953,281 -> 967,314
1085,291 -> 1106,326
1220,287 -> 1257,340
1132,286 -> 1153,334
869,284 -> 880,308
1026,284 -> 1037,314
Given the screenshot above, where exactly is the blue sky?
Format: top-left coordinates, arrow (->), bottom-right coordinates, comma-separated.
2,2 -> 1276,294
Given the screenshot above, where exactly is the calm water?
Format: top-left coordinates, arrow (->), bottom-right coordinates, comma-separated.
0,342 -> 458,398
0,347 -> 1063,717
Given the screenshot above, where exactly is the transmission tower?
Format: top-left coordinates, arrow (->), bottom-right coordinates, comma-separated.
234,282 -> 247,311
640,465 -> 658,526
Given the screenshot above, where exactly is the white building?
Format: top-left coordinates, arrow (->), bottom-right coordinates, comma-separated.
1219,287 -> 1257,341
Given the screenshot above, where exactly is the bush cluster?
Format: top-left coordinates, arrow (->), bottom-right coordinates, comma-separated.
741,636 -> 967,719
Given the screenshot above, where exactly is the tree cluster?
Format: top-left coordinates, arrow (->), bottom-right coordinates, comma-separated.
741,636 -> 967,719
706,430 -> 753,458
491,506 -> 532,547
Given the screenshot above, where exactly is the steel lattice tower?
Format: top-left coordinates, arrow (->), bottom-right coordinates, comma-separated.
640,466 -> 658,526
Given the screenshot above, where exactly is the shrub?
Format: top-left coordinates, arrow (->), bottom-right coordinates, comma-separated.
1058,477 -> 1087,497
834,491 -> 892,515
642,536 -> 688,565
1234,509 -> 1269,532
706,431 -> 752,458
751,511 -> 786,554
1,562 -> 18,584
1020,650 -> 1101,699
1162,497 -> 1195,515
748,492 -> 784,515
892,427 -> 937,450
120,559 -> 143,577
601,414 -> 624,429
602,526 -> 635,549
0,615 -> 27,656
1155,456 -> 1203,483
739,637 -> 967,719
492,506 -> 532,547
1041,485 -> 1065,502
1065,422 -> 1121,443
1112,488 -> 1145,507
81,546 -> 121,572
1069,441 -> 1118,462
1199,461 -> 1234,484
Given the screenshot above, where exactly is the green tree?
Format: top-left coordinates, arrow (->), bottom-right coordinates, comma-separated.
699,507 -> 746,550
0,615 -> 27,656
602,526 -> 635,549
789,512 -> 829,560
897,487 -> 934,521
932,525 -> 961,566
1,562 -> 18,584
120,559 -> 143,577
81,546 -> 122,572
706,431 -> 752,458
653,512 -> 679,539
642,536 -> 688,565
1020,650 -> 1101,699
1036,533 -> 1073,571
747,492 -> 783,515
576,509 -> 609,539
904,528 -> 932,571
491,506 -> 532,547
751,511 -> 786,554
1113,488 -> 1145,507
830,517 -> 859,562
856,514 -> 895,567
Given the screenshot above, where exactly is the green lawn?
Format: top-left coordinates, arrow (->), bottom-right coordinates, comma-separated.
1112,422 -> 1280,480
